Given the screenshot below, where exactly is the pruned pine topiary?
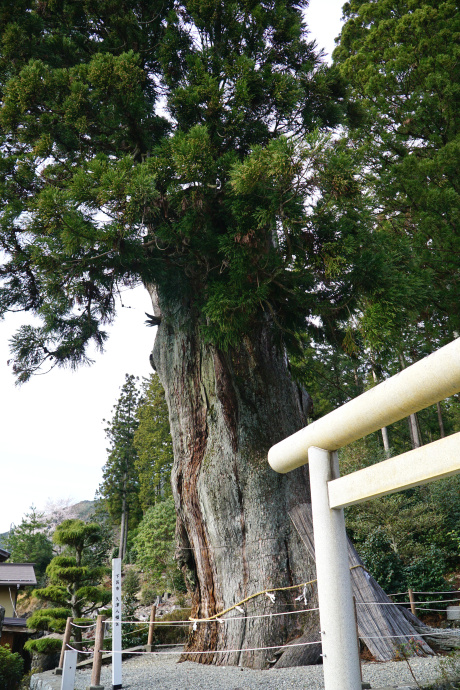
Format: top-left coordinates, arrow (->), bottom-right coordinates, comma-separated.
26,608 -> 72,633
24,637 -> 63,655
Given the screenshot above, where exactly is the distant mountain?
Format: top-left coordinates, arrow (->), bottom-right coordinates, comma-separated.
71,500 -> 96,521
0,500 -> 97,548
44,499 -> 96,528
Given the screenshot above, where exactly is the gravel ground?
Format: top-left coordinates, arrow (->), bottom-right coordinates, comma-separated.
67,649 -> 453,689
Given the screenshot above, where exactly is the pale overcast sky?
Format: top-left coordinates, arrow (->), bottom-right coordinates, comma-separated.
0,0 -> 346,534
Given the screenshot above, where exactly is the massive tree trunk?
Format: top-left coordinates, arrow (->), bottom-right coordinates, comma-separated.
148,287 -> 429,668
150,288 -> 319,668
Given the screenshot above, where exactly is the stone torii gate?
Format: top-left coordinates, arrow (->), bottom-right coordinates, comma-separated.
268,338 -> 460,690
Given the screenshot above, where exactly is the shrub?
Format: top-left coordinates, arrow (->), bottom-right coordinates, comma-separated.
343,440 -> 459,596
405,545 -> 450,595
121,568 -> 143,649
24,637 -> 63,655
140,583 -> 157,606
133,499 -> 186,594
27,607 -> 71,633
123,569 -> 140,600
154,609 -> 190,646
0,645 -> 24,690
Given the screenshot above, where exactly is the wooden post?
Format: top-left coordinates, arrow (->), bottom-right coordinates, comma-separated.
408,589 -> 416,616
437,402 -> 445,438
352,597 -> 363,683
55,617 -> 73,675
146,605 -> 156,652
88,615 -> 106,690
352,597 -> 372,689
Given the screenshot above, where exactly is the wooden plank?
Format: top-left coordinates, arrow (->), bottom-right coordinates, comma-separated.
289,503 -> 433,661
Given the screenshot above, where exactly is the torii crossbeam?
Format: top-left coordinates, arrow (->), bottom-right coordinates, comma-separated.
268,338 -> 460,690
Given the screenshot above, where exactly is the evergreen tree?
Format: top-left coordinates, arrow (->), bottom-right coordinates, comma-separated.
333,0 -> 460,345
29,519 -> 111,643
120,568 -> 145,648
341,440 -> 458,595
0,0 -> 423,665
134,374 -> 174,510
133,497 -> 185,595
0,646 -> 24,690
98,374 -> 142,560
303,0 -> 460,453
83,502 -> 116,568
0,0 -> 350,379
5,506 -> 53,581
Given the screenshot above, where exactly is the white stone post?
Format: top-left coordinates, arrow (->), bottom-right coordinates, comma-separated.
61,650 -> 77,690
112,558 -> 122,689
308,447 -> 362,690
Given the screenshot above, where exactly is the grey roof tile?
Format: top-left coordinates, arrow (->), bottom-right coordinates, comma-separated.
0,563 -> 36,585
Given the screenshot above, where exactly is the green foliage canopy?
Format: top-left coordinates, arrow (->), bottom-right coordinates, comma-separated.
134,374 -> 174,510
24,636 -> 63,655
290,0 -> 460,449
98,374 -> 142,529
31,519 -> 110,627
333,0 -> 460,346
4,506 -> 53,580
133,497 -> 185,594
341,440 -> 459,594
0,0 -> 361,381
0,646 -> 24,690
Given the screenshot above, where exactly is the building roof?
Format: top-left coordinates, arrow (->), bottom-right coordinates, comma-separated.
0,563 -> 36,586
0,548 -> 11,562
3,617 -> 29,629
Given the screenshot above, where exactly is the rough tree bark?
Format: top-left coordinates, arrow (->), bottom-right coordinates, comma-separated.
148,287 -> 426,668
149,287 -> 320,668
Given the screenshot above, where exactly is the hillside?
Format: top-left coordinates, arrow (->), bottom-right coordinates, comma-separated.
0,500 -> 97,548
44,499 -> 96,529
